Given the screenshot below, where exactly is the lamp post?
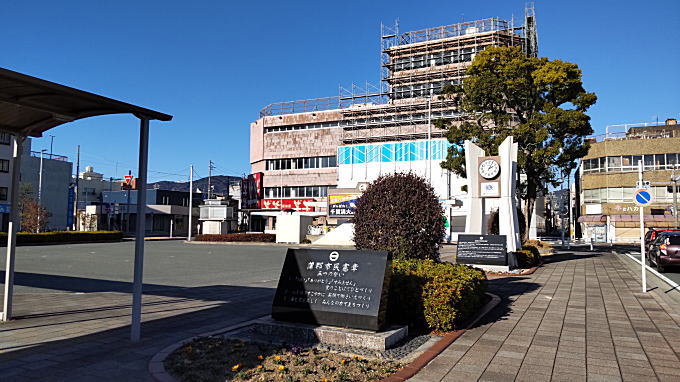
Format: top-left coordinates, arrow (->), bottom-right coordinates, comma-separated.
37,149 -> 47,232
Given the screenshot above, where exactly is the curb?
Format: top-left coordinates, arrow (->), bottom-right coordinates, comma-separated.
149,294 -> 501,382
148,316 -> 268,382
183,240 -> 355,249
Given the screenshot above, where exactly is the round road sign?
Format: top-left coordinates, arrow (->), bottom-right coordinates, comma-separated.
634,188 -> 653,206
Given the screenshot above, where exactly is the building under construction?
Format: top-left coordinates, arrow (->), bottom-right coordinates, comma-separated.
248,6 -> 538,238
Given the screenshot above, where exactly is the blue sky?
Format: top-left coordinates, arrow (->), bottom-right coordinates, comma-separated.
2,1 -> 678,183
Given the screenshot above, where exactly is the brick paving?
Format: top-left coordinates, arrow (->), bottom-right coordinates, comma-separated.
412,250 -> 680,382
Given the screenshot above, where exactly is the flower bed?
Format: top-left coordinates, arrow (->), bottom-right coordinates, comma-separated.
164,337 -> 401,382
194,233 -> 276,243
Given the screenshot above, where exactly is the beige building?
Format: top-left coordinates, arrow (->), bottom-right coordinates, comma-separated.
578,118 -> 680,243
249,11 -> 538,236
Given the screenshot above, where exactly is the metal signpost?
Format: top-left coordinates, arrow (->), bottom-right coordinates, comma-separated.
634,160 -> 653,293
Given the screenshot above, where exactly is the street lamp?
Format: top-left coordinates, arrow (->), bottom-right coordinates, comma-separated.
37,149 -> 47,232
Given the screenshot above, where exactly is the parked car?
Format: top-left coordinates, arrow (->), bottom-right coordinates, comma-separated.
645,228 -> 680,252
647,232 -> 680,273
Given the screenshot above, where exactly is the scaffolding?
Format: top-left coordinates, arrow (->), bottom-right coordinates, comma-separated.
259,6 -> 538,146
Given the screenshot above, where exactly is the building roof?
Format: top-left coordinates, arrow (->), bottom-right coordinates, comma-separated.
0,67 -> 172,137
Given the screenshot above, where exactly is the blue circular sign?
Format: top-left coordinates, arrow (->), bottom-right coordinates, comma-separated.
634,189 -> 652,206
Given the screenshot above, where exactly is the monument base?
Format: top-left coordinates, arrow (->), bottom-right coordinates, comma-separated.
228,317 -> 408,351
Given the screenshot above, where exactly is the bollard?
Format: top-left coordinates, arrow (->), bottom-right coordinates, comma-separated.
590,238 -> 594,251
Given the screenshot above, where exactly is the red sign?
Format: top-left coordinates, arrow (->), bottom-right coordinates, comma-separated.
241,172 -> 263,209
260,199 -> 315,212
124,175 -> 134,184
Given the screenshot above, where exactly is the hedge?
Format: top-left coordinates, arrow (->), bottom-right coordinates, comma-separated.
194,233 -> 276,243
0,231 -> 123,245
388,259 -> 487,333
515,244 -> 541,269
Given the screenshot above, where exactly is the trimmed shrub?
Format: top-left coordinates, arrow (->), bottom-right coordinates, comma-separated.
524,239 -> 551,250
515,249 -> 540,269
388,259 -> 487,333
194,233 -> 276,242
353,173 -> 445,261
522,244 -> 540,258
0,231 -> 123,246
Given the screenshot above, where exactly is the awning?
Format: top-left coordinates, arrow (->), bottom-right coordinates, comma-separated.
0,67 -> 171,137
610,214 -> 674,222
577,215 -> 606,223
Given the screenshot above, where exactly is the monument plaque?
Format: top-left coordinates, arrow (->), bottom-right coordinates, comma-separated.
456,234 -> 508,266
272,249 -> 391,331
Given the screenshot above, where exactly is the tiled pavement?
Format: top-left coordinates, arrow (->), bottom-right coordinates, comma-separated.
2,250 -> 680,382
412,250 -> 680,382
0,283 -> 276,381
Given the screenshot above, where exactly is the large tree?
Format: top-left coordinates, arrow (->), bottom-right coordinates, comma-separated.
437,46 -> 596,239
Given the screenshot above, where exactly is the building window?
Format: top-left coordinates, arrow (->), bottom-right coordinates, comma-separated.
0,159 -> 9,173
265,121 -> 340,133
0,133 -> 10,145
0,187 -> 7,201
266,156 -> 337,171
584,153 -> 680,174
263,186 -> 329,199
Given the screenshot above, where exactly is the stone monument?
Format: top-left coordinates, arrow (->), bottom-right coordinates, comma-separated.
462,136 -> 521,270
272,248 -> 392,331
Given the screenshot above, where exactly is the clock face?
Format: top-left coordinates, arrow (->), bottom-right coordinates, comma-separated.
479,159 -> 500,179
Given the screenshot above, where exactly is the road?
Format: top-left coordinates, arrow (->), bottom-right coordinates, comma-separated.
1,241 -> 291,295
625,250 -> 680,286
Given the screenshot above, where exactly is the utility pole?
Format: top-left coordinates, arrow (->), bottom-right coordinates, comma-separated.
37,149 -> 46,232
208,160 -> 215,199
188,165 -> 193,241
673,169 -> 679,229
73,145 -> 80,230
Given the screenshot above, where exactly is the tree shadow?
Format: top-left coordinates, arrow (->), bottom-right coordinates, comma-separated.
469,276 -> 540,329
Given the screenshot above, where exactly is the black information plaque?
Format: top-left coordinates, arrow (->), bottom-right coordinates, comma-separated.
272,249 -> 391,331
456,234 -> 508,266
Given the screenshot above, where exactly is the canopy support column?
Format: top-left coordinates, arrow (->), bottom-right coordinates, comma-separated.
131,117 -> 149,341
2,135 -> 25,321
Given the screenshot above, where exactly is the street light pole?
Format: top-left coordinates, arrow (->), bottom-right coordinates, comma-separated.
188,165 -> 193,241
37,149 -> 46,232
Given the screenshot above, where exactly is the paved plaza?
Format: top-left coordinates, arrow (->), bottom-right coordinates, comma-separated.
1,242 -> 680,381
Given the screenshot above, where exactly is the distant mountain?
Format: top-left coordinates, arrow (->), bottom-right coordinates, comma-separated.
149,175 -> 241,195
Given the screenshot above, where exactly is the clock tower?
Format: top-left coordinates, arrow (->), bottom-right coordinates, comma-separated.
463,136 -> 522,266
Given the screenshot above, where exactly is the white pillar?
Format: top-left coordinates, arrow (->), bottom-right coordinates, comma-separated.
131,118 -> 149,341
2,135 -> 24,321
498,137 -> 521,264
464,140 -> 485,234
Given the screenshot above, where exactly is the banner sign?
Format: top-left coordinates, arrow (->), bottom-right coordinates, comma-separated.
66,185 -> 75,227
240,172 -> 263,209
260,198 -> 314,212
328,194 -> 361,217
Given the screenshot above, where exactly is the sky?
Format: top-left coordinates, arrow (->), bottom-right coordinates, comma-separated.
2,1 -> 679,184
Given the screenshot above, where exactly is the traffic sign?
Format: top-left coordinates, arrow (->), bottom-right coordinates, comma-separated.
124,175 -> 133,184
634,188 -> 653,206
